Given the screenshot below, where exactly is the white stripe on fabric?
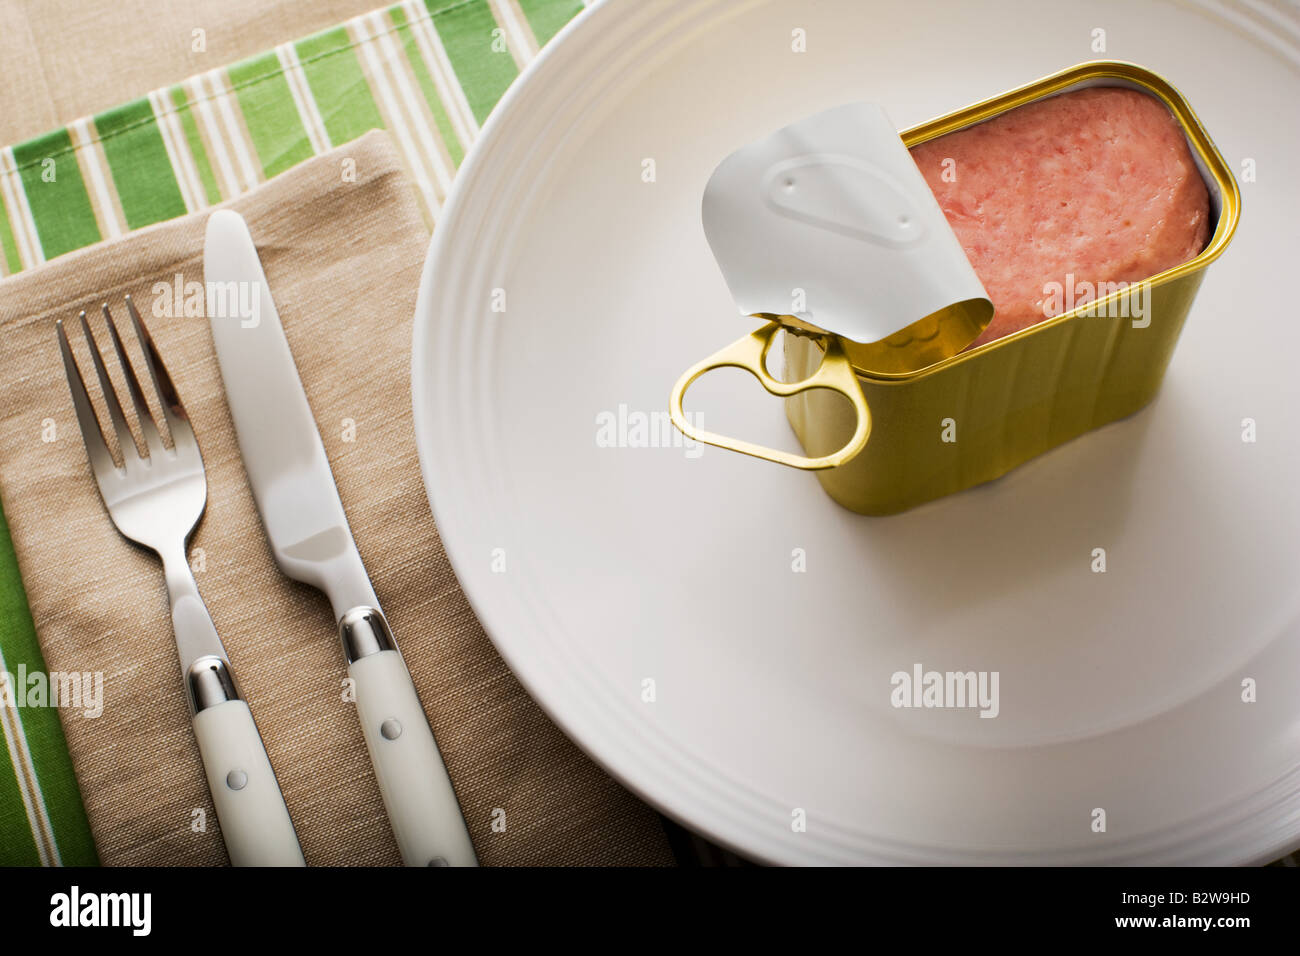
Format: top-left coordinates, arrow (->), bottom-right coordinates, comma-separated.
276,44 -> 332,156
185,76 -> 240,199
368,11 -> 454,195
70,120 -> 123,239
349,16 -> 441,218
0,147 -> 45,268
204,71 -> 261,191
148,90 -> 202,213
0,645 -> 60,866
402,0 -> 479,149
487,0 -> 538,68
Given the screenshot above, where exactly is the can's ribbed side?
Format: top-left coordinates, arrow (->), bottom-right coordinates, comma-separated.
786,271 -> 1206,514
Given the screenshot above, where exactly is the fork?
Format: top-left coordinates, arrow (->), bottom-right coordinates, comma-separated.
57,296 -> 305,867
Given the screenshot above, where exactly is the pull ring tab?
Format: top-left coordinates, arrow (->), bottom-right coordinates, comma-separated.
669,321 -> 871,471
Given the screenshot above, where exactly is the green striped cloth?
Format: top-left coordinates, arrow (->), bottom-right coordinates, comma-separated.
0,0 -> 586,866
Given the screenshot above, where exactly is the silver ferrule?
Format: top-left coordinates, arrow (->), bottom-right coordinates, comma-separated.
339,606 -> 396,663
186,656 -> 240,714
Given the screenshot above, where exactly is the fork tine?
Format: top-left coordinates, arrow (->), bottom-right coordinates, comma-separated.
102,303 -> 165,457
57,318 -> 121,479
125,295 -> 197,453
79,310 -> 141,468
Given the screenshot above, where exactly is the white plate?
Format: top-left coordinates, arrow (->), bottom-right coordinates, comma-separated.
412,0 -> 1300,864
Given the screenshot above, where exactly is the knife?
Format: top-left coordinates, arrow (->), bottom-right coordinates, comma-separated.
203,209 -> 478,867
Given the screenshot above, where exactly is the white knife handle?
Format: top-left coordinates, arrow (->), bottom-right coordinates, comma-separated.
190,683 -> 306,867
343,608 -> 478,867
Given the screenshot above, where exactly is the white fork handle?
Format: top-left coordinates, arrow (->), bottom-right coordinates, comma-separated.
168,564 -> 304,867
351,649 -> 478,866
193,699 -> 306,866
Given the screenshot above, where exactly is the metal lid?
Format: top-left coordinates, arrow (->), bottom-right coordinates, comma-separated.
701,102 -> 992,372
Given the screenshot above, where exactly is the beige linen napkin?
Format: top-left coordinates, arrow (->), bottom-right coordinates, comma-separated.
0,130 -> 674,866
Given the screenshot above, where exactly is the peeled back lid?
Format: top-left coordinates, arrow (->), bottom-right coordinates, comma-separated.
701,102 -> 993,373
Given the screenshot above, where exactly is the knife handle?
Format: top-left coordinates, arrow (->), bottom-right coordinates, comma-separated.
189,660 -> 306,867
343,608 -> 478,867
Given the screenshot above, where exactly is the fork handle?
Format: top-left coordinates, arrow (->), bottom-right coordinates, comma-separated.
192,691 -> 306,867
169,561 -> 304,866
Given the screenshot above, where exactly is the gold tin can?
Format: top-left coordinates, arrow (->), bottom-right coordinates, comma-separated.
673,61 -> 1240,515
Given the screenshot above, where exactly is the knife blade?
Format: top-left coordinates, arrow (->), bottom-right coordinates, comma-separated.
204,209 -> 477,867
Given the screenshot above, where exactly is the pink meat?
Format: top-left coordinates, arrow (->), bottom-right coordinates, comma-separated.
908,87 -> 1210,348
